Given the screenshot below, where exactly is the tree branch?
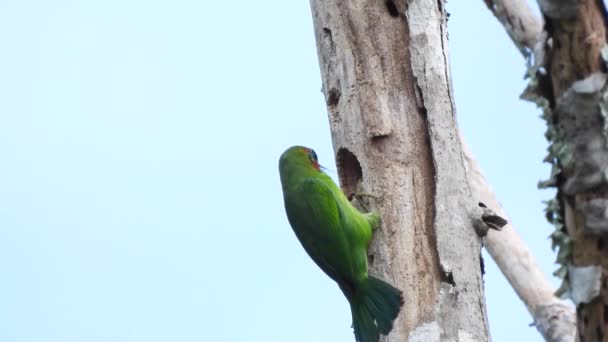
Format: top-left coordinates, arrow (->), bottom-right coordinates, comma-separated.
483,0 -> 543,57
462,139 -> 576,342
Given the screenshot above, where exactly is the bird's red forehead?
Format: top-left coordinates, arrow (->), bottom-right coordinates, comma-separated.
299,147 -> 320,170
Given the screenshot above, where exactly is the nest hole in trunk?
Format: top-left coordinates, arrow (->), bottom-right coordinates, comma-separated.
336,147 -> 363,199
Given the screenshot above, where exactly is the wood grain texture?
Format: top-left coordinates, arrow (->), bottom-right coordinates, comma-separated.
309,0 -> 490,340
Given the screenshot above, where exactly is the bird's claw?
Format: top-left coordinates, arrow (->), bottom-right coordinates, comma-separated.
350,192 -> 379,212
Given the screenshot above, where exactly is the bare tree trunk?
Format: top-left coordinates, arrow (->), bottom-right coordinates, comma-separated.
309,0 -> 490,340
522,0 -> 608,341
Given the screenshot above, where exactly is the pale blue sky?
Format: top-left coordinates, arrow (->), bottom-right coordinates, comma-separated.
0,1 -> 557,341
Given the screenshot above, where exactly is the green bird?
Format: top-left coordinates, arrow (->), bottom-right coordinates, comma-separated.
279,146 -> 403,342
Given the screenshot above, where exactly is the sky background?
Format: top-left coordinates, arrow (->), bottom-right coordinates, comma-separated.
0,1 -> 558,341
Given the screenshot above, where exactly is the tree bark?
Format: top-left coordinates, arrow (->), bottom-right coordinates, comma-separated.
309,0 -> 490,340
524,0 -> 608,341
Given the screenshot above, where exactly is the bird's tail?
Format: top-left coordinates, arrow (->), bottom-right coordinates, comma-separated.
349,276 -> 403,342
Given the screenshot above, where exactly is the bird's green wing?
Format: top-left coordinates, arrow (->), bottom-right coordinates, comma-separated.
285,177 -> 355,285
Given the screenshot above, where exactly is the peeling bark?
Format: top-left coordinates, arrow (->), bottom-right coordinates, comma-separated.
309,0 -> 490,340
528,0 -> 608,341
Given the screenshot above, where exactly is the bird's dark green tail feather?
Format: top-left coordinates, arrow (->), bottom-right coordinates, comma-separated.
350,276 -> 403,342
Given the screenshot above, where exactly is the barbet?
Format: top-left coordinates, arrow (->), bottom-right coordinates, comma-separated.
279,146 -> 403,342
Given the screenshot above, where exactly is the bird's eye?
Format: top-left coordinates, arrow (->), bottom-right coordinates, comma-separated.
310,150 -> 318,162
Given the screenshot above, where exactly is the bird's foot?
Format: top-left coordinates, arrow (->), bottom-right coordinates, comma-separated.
353,192 -> 379,200
349,192 -> 380,213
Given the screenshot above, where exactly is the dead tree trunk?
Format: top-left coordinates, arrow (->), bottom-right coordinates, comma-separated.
309,0 -> 491,340
522,1 -> 608,341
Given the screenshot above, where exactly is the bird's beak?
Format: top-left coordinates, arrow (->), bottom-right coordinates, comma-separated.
320,164 -> 332,173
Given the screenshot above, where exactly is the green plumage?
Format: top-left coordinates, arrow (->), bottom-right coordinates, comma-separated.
279,146 -> 403,342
